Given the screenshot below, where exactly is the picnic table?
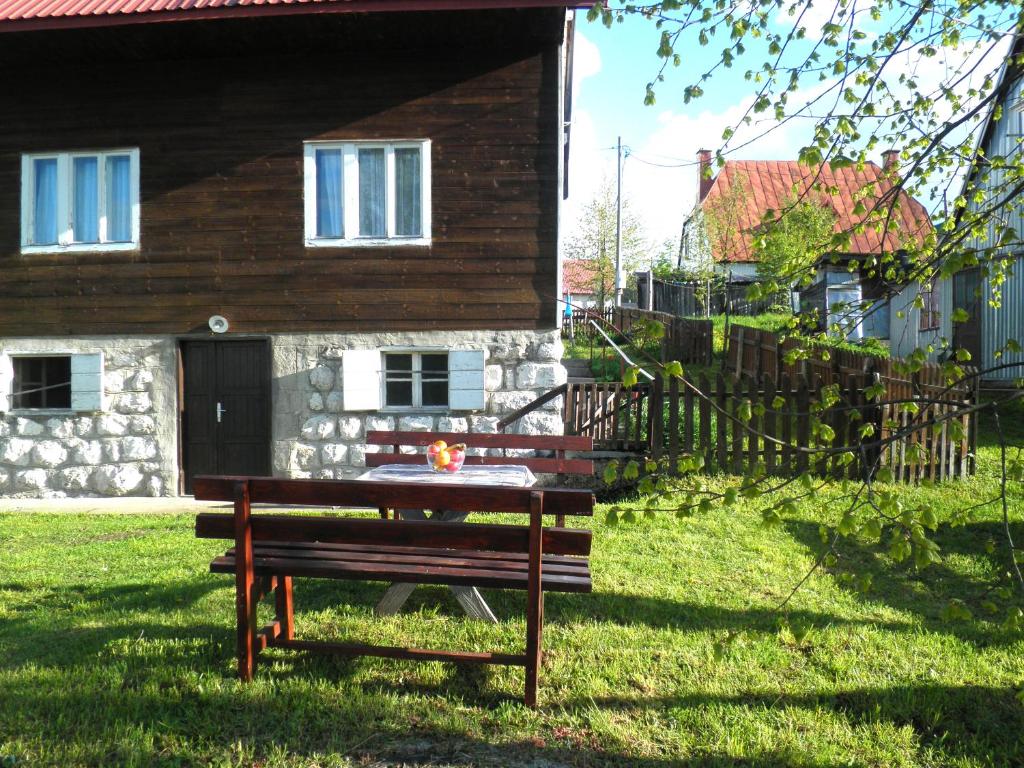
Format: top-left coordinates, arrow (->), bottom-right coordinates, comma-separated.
357,463 -> 537,623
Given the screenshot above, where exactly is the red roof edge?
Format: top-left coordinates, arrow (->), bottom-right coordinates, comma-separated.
0,0 -> 590,34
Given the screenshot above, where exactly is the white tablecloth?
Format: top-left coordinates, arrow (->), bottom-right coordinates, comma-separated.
356,463 -> 536,488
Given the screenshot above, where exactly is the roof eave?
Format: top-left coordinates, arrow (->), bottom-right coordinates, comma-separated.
0,0 -> 589,33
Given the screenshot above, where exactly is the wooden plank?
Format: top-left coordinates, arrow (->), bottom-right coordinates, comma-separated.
233,481 -> 257,682
193,476 -> 595,517
365,430 -> 592,451
668,375 -> 680,473
698,374 -> 711,470
795,379 -> 809,475
746,375 -> 759,472
731,376 -> 744,475
763,374 -> 776,475
525,493 -> 544,707
683,378 -> 694,456
281,639 -> 527,667
365,453 -> 594,475
780,374 -> 792,475
197,513 -> 594,557
651,374 -> 664,462
716,373 -> 728,472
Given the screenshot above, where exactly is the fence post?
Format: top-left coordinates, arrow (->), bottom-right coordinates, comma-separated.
651,374 -> 664,462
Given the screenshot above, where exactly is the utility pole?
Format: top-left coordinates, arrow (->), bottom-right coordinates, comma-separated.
614,135 -> 623,307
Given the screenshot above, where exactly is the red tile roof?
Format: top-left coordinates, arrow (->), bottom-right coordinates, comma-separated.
562,259 -> 601,296
0,0 -> 583,32
701,160 -> 933,263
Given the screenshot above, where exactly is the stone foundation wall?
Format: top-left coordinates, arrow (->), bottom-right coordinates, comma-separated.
0,329 -> 565,497
271,329 -> 566,479
0,338 -> 178,498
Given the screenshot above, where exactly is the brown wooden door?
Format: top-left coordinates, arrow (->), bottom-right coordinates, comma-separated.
181,340 -> 271,494
952,268 -> 983,364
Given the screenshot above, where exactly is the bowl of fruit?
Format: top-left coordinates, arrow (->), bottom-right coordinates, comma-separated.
426,440 -> 466,473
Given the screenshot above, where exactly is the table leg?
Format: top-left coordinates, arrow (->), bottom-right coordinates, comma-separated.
375,583 -> 418,617
372,508 -> 499,623
451,586 -> 499,623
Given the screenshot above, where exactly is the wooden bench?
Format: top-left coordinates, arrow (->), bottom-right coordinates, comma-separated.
193,475 -> 594,706
365,431 -> 595,525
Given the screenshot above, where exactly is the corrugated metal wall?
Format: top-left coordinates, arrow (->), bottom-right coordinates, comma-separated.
945,70 -> 1024,380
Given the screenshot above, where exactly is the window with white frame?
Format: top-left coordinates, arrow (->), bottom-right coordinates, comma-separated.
383,352 -> 448,408
21,150 -> 140,252
304,141 -> 430,246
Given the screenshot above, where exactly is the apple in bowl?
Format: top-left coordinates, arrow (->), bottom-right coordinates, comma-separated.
426,440 -> 467,473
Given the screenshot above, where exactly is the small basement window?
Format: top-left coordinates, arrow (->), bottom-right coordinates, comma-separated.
21,149 -> 140,253
304,140 -> 430,246
12,356 -> 71,410
383,352 -> 448,408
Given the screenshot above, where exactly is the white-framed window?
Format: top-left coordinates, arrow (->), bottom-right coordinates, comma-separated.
21,149 -> 140,253
337,348 -> 484,412
0,352 -> 104,413
383,352 -> 449,408
303,140 -> 431,247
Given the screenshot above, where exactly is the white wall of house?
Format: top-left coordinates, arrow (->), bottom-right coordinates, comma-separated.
0,329 -> 566,498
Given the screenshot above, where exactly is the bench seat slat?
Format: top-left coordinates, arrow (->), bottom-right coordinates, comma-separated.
210,552 -> 593,593
196,513 -> 593,557
227,544 -> 590,576
226,539 -> 587,567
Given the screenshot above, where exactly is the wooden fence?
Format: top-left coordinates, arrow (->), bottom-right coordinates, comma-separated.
563,306 -> 713,366
725,324 -> 977,402
636,276 -> 792,317
559,372 -> 976,482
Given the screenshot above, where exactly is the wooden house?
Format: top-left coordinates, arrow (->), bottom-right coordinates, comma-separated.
0,0 -> 579,497
890,37 -> 1024,382
685,150 -> 933,341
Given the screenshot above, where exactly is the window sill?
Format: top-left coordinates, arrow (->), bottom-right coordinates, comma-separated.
21,242 -> 139,255
305,237 -> 431,249
379,406 -> 450,413
5,409 -> 76,417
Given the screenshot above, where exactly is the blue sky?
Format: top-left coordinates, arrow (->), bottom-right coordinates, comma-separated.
566,6 -> 1012,257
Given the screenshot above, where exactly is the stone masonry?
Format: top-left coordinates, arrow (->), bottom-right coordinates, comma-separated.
0,338 -> 177,498
271,329 -> 566,480
0,329 -> 565,496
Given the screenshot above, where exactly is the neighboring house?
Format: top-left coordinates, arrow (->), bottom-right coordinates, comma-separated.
890,36 -> 1024,381
683,150 -> 933,339
561,258 -> 603,309
0,0 -> 578,497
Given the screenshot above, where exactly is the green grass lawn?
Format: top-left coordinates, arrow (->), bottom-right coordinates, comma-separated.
2,418 -> 1023,766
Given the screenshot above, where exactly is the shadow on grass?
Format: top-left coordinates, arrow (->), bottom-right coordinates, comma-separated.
783,519 -> 1021,645
3,666 -> 1017,767
566,683 -> 1024,767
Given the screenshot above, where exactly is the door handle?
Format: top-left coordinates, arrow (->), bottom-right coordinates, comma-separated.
216,402 -> 226,423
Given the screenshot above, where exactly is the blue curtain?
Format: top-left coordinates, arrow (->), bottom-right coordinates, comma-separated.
359,148 -> 386,238
395,148 -> 421,237
32,158 -> 58,245
73,156 -> 99,243
106,155 -> 131,242
315,149 -> 343,238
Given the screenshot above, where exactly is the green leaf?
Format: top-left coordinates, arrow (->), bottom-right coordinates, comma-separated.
604,508 -> 618,527
603,462 -> 619,485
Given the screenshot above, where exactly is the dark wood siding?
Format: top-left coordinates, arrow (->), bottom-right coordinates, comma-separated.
0,10 -> 563,335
